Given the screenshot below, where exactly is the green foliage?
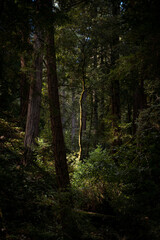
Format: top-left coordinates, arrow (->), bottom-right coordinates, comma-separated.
0,159 -> 62,239
72,146 -> 117,214
73,146 -> 116,183
72,109 -> 160,239
0,118 -> 62,240
0,118 -> 24,162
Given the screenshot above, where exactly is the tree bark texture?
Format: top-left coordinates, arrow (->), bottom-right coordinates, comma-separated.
79,48 -> 86,160
71,88 -> 76,150
46,28 -> 70,190
20,56 -> 29,130
61,88 -> 66,130
93,89 -> 98,147
110,0 -> 121,146
44,2 -> 82,238
86,92 -> 93,156
79,87 -> 86,160
24,33 -> 43,157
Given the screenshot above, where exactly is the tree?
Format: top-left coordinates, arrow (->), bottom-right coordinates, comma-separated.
110,0 -> 121,146
79,43 -> 87,160
46,26 -> 70,190
44,4 -> 84,239
24,32 -> 43,162
20,55 -> 30,130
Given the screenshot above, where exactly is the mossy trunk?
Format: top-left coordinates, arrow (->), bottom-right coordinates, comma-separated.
79,47 -> 86,161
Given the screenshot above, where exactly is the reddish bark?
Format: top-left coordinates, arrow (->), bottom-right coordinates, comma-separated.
46,28 -> 70,190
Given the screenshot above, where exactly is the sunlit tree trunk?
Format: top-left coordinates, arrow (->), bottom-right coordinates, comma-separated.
79,83 -> 86,160
79,47 -> 86,160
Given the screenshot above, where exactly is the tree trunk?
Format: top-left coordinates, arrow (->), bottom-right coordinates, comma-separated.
46,28 -> 70,190
79,46 -> 86,160
93,89 -> 98,147
61,88 -> 65,128
82,90 -> 87,131
132,79 -> 146,133
110,0 -> 121,146
24,33 -> 43,162
20,56 -> 29,130
92,52 -> 98,147
71,87 -> 76,150
86,91 -> 93,156
99,52 -> 105,146
79,87 -> 86,160
111,80 -> 121,127
45,15 -> 81,240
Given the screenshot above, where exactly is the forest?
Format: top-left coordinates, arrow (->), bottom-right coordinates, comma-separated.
0,0 -> 160,239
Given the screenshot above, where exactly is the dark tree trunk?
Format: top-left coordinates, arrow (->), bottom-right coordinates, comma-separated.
99,52 -> 105,143
133,79 -> 146,133
71,87 -> 76,150
110,0 -> 121,146
86,91 -> 93,156
45,10 -> 81,240
111,80 -> 121,126
92,52 -> 99,147
82,90 -> 87,131
24,33 -> 43,162
127,99 -> 132,135
93,89 -> 98,147
20,56 -> 29,130
46,28 -> 70,190
61,88 -> 66,130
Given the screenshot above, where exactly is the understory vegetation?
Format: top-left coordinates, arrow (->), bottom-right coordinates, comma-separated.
1,102 -> 160,239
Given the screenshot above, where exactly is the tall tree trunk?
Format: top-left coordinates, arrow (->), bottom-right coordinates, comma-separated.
79,47 -> 86,160
61,88 -> 66,133
99,51 -> 105,145
86,91 -> 93,156
93,52 -> 98,147
82,90 -> 87,131
127,98 -> 132,135
24,33 -> 43,162
93,89 -> 98,147
110,0 -> 121,146
71,87 -> 76,150
46,28 -> 70,190
79,86 -> 86,160
45,14 -> 81,240
20,56 -> 29,130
